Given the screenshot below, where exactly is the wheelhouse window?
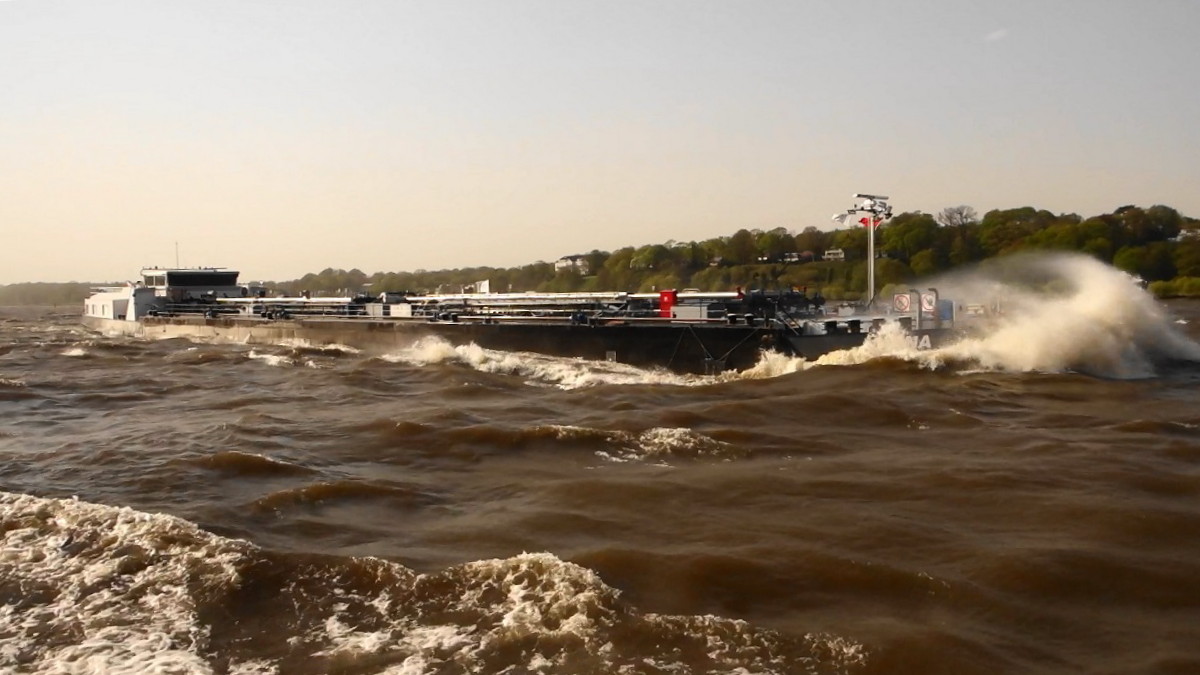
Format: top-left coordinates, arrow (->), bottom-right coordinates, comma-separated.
166,272 -> 239,287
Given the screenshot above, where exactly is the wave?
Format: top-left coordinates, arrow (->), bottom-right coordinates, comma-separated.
374,421 -> 749,464
243,348 -> 326,369
275,338 -> 363,357
1107,419 -> 1200,437
809,254 -> 1200,378
451,424 -> 745,464
251,479 -> 439,512
349,418 -> 436,440
1,490 -> 865,674
247,350 -> 295,368
164,346 -> 244,365
55,340 -> 151,360
190,450 -> 318,477
592,426 -> 746,464
1,491 -> 252,674
379,336 -> 702,389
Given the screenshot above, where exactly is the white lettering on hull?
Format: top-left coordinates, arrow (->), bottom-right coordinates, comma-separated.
906,334 -> 933,350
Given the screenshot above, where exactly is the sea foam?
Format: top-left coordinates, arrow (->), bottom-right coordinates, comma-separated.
380,336 -> 700,389
806,253 -> 1200,378
1,490 -> 862,674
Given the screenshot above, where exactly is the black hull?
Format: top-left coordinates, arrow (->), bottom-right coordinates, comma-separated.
124,316 -> 955,374
126,316 -> 775,373
778,326 -> 956,361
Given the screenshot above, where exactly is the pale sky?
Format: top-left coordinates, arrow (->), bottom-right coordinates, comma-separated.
2,0 -> 1198,283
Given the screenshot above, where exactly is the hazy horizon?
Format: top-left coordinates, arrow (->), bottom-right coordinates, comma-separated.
4,0 -> 1198,284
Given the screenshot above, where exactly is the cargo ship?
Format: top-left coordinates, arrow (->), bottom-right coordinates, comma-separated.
81,267 -> 958,374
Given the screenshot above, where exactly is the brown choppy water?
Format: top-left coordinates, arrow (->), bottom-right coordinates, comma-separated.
4,256 -> 1200,675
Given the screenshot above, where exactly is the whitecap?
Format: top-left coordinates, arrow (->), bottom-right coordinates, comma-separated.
381,336 -> 702,389
247,350 -> 294,368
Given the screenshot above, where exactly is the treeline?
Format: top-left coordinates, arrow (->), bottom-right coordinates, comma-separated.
270,203 -> 1200,300
5,203 -> 1199,306
0,282 -> 95,307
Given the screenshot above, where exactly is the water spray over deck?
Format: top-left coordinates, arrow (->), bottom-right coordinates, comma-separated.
812,253 -> 1200,378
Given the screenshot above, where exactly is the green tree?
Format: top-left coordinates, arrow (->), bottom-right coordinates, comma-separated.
755,227 -> 797,261
539,269 -> 585,292
880,211 -> 940,262
1142,241 -> 1178,281
1114,243 -> 1177,282
630,244 -> 672,270
671,241 -> 708,271
1115,205 -> 1182,246
583,249 -> 609,277
1173,239 -> 1200,278
597,247 -> 636,290
793,226 -> 830,260
909,250 -> 939,277
977,207 -> 1058,256
948,230 -> 983,266
874,258 -> 914,286
830,227 -> 867,258
689,266 -> 732,291
723,229 -> 758,265
639,271 -> 683,292
0,282 -> 95,305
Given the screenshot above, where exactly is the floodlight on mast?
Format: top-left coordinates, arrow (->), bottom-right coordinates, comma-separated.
843,192 -> 896,308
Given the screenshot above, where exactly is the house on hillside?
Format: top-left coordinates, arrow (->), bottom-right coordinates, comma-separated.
822,248 -> 845,261
554,255 -> 590,275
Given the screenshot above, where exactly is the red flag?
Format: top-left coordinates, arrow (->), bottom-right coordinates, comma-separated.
858,217 -> 882,227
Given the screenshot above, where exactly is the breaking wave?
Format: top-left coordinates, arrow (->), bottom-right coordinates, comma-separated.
812,254 -> 1200,378
1,490 -> 865,674
274,338 -> 363,356
379,337 -> 703,389
246,350 -> 295,368
587,426 -> 746,464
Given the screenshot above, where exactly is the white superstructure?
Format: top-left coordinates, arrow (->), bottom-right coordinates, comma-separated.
82,267 -> 249,321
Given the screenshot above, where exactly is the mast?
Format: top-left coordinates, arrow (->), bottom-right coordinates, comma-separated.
833,194 -> 894,308
867,211 -> 875,304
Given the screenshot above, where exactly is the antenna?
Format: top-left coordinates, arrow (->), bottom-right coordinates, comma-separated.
175,241 -> 180,268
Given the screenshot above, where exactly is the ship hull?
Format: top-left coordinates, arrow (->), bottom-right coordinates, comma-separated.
83,315 -> 783,373
82,315 -> 956,373
779,326 -> 955,360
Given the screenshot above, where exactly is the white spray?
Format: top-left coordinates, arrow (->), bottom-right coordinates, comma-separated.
816,252 -> 1200,378
381,336 -> 701,388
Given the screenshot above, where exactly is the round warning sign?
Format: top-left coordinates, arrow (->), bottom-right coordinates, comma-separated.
893,293 -> 911,312
920,293 -> 937,312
